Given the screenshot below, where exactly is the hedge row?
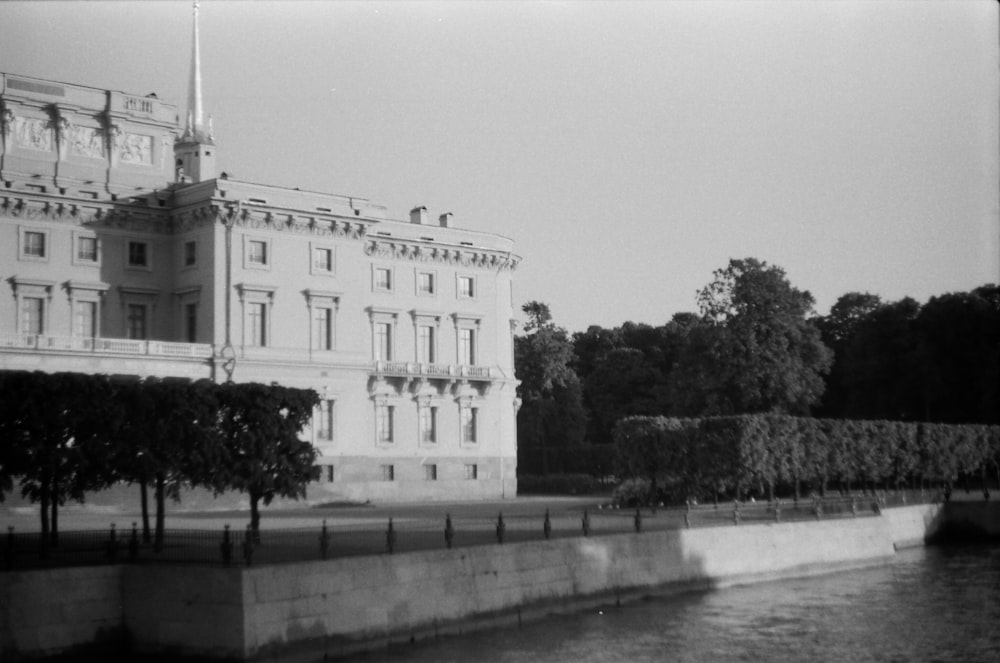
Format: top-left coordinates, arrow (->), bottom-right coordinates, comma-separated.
613,414 -> 1000,503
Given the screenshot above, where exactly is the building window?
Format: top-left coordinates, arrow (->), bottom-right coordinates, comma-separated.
458,275 -> 475,299
374,267 -> 392,292
417,325 -> 435,364
419,406 -> 437,444
465,464 -> 478,480
248,239 -> 268,266
324,465 -> 335,483
184,303 -> 198,343
424,464 -> 437,481
458,328 -> 476,365
314,306 -> 334,350
316,399 -> 335,442
417,272 -> 435,295
183,240 -> 197,267
126,304 -> 147,340
22,231 -> 46,258
21,297 -> 44,335
77,236 -> 98,262
127,241 -> 149,268
314,247 -> 333,273
380,464 -> 395,481
248,302 -> 267,346
75,301 -> 97,338
461,407 -> 478,444
376,404 -> 394,443
374,322 -> 392,361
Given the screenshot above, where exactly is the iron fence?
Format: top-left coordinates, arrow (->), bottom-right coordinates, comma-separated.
2,492 -> 937,572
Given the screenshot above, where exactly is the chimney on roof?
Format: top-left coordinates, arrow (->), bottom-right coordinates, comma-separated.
410,206 -> 428,225
439,212 -> 452,228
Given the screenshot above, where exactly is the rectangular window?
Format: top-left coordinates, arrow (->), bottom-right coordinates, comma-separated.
381,464 -> 395,481
417,272 -> 435,295
314,306 -> 333,350
374,267 -> 392,291
248,240 -> 268,265
127,241 -> 149,267
314,247 -> 333,273
465,464 -> 478,480
417,325 -> 435,364
325,465 -> 335,483
22,297 -> 44,335
459,328 -> 476,365
374,322 -> 392,361
461,407 -> 478,444
75,301 -> 97,338
376,404 -> 394,443
23,231 -> 46,258
424,464 -> 437,481
184,303 -> 198,343
77,236 -> 98,262
248,302 -> 267,346
317,400 -> 335,442
126,304 -> 147,340
458,276 -> 475,298
184,240 -> 197,266
420,406 -> 437,444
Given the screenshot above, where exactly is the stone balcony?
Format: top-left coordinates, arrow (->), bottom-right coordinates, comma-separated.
0,333 -> 212,359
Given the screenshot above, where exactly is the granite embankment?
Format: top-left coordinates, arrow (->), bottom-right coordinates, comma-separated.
3,501 -> 998,661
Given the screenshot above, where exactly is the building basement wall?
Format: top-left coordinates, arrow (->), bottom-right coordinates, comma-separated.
1,503 -> 969,661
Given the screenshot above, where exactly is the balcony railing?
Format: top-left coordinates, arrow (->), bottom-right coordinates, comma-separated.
0,334 -> 213,359
373,360 -> 493,380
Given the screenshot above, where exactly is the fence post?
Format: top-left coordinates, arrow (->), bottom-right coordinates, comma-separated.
496,513 -> 505,544
5,526 -> 14,570
221,525 -> 233,566
582,509 -> 591,537
774,500 -> 781,523
733,501 -> 740,526
543,509 -> 552,539
813,497 -> 822,520
444,514 -> 454,549
106,523 -> 118,563
319,520 -> 330,560
851,498 -> 858,517
386,518 -> 396,554
686,500 -> 693,529
634,508 -> 642,533
129,522 -> 139,561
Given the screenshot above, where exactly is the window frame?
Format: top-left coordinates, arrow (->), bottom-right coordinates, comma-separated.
19,227 -> 50,263
310,243 -> 336,276
244,236 -> 271,270
372,265 -> 393,293
456,274 -> 476,300
73,233 -> 100,266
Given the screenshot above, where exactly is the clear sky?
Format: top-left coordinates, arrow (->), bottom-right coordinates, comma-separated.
2,1 -> 997,332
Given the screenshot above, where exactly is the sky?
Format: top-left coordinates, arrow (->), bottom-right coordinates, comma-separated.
1,1 -> 997,332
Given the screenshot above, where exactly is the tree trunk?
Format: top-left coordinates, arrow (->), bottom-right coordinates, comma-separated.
140,480 -> 151,543
794,478 -> 801,504
39,481 -> 50,560
50,496 -> 58,547
154,475 -> 166,552
250,491 -> 261,537
768,481 -> 775,504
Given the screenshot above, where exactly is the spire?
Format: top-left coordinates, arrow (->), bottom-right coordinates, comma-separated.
185,1 -> 206,141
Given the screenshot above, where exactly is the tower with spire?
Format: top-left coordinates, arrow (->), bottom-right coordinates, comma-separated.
174,1 -> 216,183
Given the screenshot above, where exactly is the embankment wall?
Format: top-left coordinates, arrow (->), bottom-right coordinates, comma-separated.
6,502 -> 991,661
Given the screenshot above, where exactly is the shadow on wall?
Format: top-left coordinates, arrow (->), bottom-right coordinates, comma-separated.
926,501 -> 1000,544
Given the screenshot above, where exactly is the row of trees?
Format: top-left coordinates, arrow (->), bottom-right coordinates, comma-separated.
515,257 -> 1000,478
613,414 -> 1000,505
0,371 -> 319,550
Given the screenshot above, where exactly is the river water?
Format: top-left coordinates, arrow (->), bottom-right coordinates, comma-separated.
354,545 -> 1000,663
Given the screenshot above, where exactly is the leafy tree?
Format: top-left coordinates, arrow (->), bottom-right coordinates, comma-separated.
215,382 -> 320,535
671,258 -> 832,416
584,348 -> 662,446
815,292 -> 882,417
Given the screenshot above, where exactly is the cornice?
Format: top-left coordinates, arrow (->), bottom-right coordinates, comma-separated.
0,193 -> 170,233
364,238 -> 520,272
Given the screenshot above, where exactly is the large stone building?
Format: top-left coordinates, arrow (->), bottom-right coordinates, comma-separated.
0,8 -> 520,502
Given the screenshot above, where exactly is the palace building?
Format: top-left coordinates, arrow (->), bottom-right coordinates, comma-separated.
0,6 -> 520,502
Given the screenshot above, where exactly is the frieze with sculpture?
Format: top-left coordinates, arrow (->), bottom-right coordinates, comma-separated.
10,116 -> 54,152
364,239 -> 519,271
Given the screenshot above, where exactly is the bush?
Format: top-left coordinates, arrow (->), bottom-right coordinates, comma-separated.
517,474 -> 601,495
611,478 -> 652,507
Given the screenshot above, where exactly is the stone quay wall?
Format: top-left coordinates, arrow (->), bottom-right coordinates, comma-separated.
5,502 -> 984,661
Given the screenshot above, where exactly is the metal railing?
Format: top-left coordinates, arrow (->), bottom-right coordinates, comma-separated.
372,361 -> 493,380
2,493 -> 926,572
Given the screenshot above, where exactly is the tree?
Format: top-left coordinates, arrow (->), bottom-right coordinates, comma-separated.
215,382 -> 320,535
671,258 -> 832,416
815,292 -> 883,417
515,302 -> 586,475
